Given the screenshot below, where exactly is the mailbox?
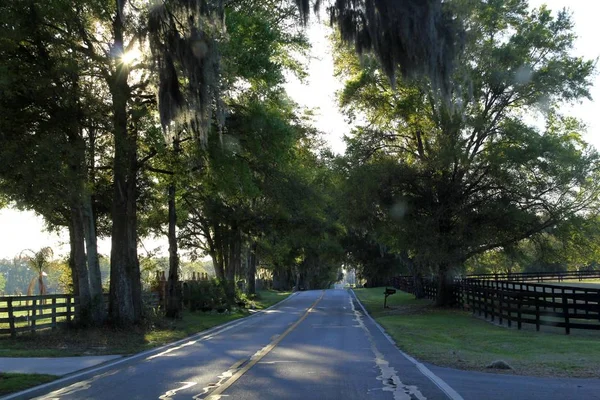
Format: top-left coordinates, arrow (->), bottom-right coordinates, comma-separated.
383,287 -> 396,308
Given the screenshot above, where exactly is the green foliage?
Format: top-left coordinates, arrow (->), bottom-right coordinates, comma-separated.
0,373 -> 58,396
334,0 -> 600,299
183,279 -> 244,312
0,273 -> 5,294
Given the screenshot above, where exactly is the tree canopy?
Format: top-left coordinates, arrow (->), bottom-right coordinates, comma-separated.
1,0 -> 599,322
333,0 -> 600,302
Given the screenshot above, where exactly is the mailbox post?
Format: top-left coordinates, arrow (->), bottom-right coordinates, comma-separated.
383,287 -> 396,308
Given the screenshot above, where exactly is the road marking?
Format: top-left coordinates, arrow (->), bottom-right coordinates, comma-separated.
159,381 -> 197,399
350,296 -> 426,400
258,360 -> 297,364
351,290 -> 464,400
200,291 -> 326,400
192,359 -> 248,399
8,293 -> 300,400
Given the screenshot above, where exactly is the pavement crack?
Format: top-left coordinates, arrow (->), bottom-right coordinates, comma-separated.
350,297 -> 427,400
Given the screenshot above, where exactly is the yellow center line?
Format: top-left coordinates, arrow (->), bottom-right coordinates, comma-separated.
205,290 -> 325,400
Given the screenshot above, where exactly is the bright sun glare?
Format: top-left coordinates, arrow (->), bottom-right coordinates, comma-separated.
121,48 -> 141,65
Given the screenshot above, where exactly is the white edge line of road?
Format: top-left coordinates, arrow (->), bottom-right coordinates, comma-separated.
350,289 -> 465,400
0,292 -> 300,400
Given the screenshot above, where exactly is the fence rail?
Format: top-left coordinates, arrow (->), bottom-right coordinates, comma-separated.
0,294 -> 78,337
390,272 -> 600,334
457,270 -> 600,282
462,279 -> 600,334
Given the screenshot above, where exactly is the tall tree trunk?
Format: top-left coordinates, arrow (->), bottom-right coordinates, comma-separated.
166,177 -> 181,318
402,252 -> 425,299
294,265 -> 301,291
435,262 -> 455,307
210,225 -> 226,280
68,234 -> 80,298
83,126 -> 105,324
204,226 -> 224,280
246,241 -> 257,295
224,227 -> 240,303
127,126 -> 142,321
210,251 -> 225,281
82,194 -> 105,325
272,266 -> 290,291
413,271 -> 425,299
109,16 -> 139,325
70,205 -> 92,325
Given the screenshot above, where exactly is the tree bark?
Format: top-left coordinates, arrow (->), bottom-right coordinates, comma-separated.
435,262 -> 455,307
272,266 -> 291,291
166,177 -> 181,318
69,205 -> 92,325
83,126 -> 105,325
82,193 -> 105,325
108,16 -> 140,325
209,224 -> 226,280
413,272 -> 425,299
68,236 -> 80,298
127,126 -> 142,321
246,241 -> 257,295
224,228 -> 241,302
210,251 -> 225,281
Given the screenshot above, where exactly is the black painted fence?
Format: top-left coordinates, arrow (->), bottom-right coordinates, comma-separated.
390,272 -> 600,334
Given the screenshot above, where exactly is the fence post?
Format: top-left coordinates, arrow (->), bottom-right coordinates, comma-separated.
507,293 -> 512,328
483,288 -> 488,319
463,282 -> 468,312
31,298 -> 37,333
517,294 -> 522,330
52,297 -> 57,330
7,298 -> 16,338
498,292 -> 503,325
535,295 -> 540,332
66,296 -> 72,324
490,291 -> 495,322
562,295 -> 570,335
597,292 -> 600,323
474,285 -> 479,316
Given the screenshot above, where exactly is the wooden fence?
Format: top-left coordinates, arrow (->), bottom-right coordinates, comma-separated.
390,276 -> 462,305
1,292 -> 160,337
462,279 -> 600,334
0,294 -> 78,338
390,273 -> 600,334
458,270 -> 600,283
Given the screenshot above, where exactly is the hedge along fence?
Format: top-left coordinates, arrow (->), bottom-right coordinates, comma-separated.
390,274 -> 600,334
182,279 -> 230,312
0,294 -> 78,338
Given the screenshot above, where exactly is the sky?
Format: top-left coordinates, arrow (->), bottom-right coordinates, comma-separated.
0,1 -> 599,259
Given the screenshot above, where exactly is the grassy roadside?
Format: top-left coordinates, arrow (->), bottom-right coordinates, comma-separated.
353,287 -> 600,377
0,289 -> 291,358
0,373 -> 58,396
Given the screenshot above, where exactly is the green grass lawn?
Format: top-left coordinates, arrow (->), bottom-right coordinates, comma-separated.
354,287 -> 600,377
0,290 -> 291,358
0,373 -> 58,395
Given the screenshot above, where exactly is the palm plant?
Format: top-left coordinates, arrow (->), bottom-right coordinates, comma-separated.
19,247 -> 54,296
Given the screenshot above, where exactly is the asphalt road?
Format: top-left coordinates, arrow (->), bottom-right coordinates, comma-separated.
9,288 -> 600,400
